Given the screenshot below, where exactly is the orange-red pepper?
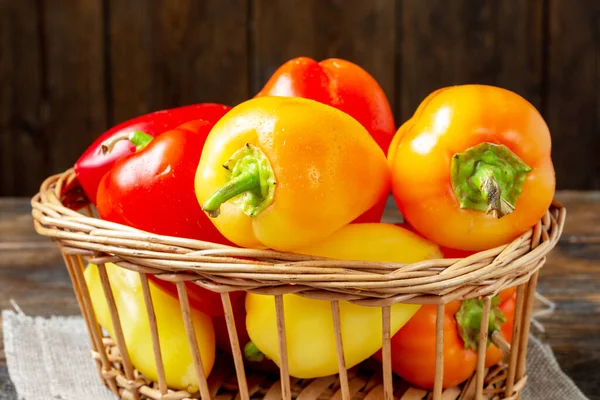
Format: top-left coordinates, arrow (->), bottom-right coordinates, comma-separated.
256,57 -> 396,223
375,288 -> 516,390
257,56 -> 395,155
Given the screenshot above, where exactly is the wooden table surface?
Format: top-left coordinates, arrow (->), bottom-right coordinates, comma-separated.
1,192 -> 599,399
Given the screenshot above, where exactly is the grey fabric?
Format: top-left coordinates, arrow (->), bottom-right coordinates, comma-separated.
2,310 -> 589,400
3,310 -> 114,400
523,335 -> 589,400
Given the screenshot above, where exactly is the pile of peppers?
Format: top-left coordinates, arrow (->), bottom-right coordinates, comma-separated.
70,56 -> 555,392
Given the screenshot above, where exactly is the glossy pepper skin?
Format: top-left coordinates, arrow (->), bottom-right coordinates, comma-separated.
374,288 -> 516,390
212,292 -> 281,375
256,57 -> 396,223
96,120 -> 242,316
195,96 -> 391,251
84,262 -> 216,392
256,57 -> 395,155
73,103 -> 231,205
244,223 -> 443,379
389,85 -> 555,251
396,222 -> 475,259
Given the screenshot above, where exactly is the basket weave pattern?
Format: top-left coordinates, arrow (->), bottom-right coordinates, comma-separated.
31,169 -> 566,400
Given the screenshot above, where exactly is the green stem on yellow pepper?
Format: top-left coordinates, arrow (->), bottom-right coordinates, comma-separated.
450,142 -> 532,218
202,143 -> 276,218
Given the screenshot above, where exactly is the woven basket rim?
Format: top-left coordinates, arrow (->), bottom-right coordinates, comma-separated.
31,168 -> 566,305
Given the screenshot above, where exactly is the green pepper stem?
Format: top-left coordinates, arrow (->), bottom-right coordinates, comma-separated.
101,130 -> 153,155
202,143 -> 276,219
451,143 -> 532,219
455,296 -> 507,351
202,168 -> 261,218
244,341 -> 266,362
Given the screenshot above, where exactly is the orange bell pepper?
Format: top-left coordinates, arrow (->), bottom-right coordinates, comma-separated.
374,288 -> 516,390
194,96 -> 390,251
389,85 -> 555,251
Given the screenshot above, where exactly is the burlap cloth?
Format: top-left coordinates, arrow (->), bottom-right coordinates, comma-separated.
1,310 -> 590,400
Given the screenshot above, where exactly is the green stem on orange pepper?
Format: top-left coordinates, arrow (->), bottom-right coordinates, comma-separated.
455,296 -> 507,351
450,142 -> 532,218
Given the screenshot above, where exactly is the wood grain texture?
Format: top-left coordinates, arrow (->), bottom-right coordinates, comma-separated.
108,0 -> 249,126
0,0 -> 46,197
536,191 -> 600,400
398,0 -> 543,120
0,193 -> 599,399
1,0 -> 600,194
43,0 -> 107,185
251,0 -> 396,108
544,0 -> 600,190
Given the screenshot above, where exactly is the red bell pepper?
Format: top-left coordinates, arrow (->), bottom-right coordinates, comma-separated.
73,103 -> 231,205
255,57 -> 396,223
95,119 -> 241,316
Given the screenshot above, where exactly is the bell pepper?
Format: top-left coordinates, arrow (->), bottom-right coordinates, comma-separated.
84,262 -> 216,392
72,103 -> 231,205
95,120 -> 243,316
389,85 -> 556,251
256,57 -> 396,223
212,292 -> 281,375
194,96 -> 391,251
396,223 -> 475,259
374,288 -> 516,390
244,223 -> 442,379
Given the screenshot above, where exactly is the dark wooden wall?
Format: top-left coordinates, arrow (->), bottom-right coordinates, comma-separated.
1,0 -> 599,196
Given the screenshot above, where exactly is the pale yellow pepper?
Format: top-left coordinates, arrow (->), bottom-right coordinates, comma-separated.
245,223 -> 443,379
84,262 -> 215,392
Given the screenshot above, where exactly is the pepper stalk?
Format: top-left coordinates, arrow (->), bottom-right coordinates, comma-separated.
451,143 -> 532,219
101,131 -> 154,155
202,143 -> 276,218
455,296 -> 507,353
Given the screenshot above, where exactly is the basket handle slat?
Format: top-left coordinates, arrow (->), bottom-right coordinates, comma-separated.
71,254 -> 120,395
514,271 -> 540,400
220,292 -> 251,400
504,283 -> 526,397
97,262 -> 141,400
60,251 -> 105,382
331,300 -> 350,399
175,281 -> 212,400
433,304 -> 445,400
474,297 -> 492,400
275,295 -> 292,400
381,305 -> 393,400
139,272 -> 168,395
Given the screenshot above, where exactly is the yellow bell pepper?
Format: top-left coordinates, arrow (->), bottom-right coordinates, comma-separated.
84,262 -> 215,392
194,96 -> 391,251
245,223 -> 442,379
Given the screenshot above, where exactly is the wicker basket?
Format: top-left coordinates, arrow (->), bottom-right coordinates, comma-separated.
31,168 -> 566,400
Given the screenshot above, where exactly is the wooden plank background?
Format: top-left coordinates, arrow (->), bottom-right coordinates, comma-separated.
1,0 -> 599,196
